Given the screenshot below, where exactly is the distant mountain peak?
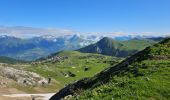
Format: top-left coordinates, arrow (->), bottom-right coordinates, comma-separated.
100,37 -> 112,41
98,37 -> 115,43
70,34 -> 81,40
78,37 -> 157,57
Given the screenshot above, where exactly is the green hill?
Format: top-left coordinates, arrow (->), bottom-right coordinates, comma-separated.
78,37 -> 156,57
31,51 -> 122,84
23,51 -> 122,91
50,37 -> 170,100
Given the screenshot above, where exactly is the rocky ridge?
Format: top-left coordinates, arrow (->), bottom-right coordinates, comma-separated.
0,64 -> 48,86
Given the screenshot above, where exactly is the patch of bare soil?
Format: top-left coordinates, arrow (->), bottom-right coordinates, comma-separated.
0,96 -> 31,100
0,88 -> 25,94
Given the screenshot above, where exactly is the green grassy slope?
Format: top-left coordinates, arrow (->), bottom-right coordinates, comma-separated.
73,38 -> 170,100
50,37 -> 170,100
121,39 -> 156,50
23,51 -> 121,91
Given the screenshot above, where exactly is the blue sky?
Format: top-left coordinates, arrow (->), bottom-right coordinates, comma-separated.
0,0 -> 170,34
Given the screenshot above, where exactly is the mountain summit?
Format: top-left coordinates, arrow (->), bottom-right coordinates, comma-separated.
78,37 -> 156,57
78,37 -> 122,56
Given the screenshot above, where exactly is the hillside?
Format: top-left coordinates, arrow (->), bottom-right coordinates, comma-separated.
0,51 -> 121,94
50,37 -> 170,100
28,51 -> 122,86
78,37 -> 156,57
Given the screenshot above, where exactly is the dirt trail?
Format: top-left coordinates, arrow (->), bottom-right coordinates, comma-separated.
1,93 -> 55,100
0,88 -> 55,100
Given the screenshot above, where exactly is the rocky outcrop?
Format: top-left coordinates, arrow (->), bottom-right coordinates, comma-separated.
0,66 -> 48,86
34,56 -> 68,64
0,76 -> 15,88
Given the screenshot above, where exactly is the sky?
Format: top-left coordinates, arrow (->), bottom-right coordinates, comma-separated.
0,0 -> 170,36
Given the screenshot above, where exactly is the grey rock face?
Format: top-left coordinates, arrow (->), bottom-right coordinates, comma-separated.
0,66 -> 48,86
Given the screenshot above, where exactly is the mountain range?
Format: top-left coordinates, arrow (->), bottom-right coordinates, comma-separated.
0,34 -> 163,61
0,34 -> 94,61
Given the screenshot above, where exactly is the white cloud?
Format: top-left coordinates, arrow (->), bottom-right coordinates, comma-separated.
0,26 -> 169,38
0,26 -> 76,38
84,32 -> 170,37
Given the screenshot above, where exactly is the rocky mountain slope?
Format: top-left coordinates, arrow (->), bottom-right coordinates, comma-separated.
50,37 -> 170,100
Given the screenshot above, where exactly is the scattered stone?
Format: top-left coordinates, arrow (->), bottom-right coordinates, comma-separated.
145,77 -> 150,81
48,78 -> 52,84
67,71 -> 76,77
84,67 -> 89,71
64,95 -> 73,99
